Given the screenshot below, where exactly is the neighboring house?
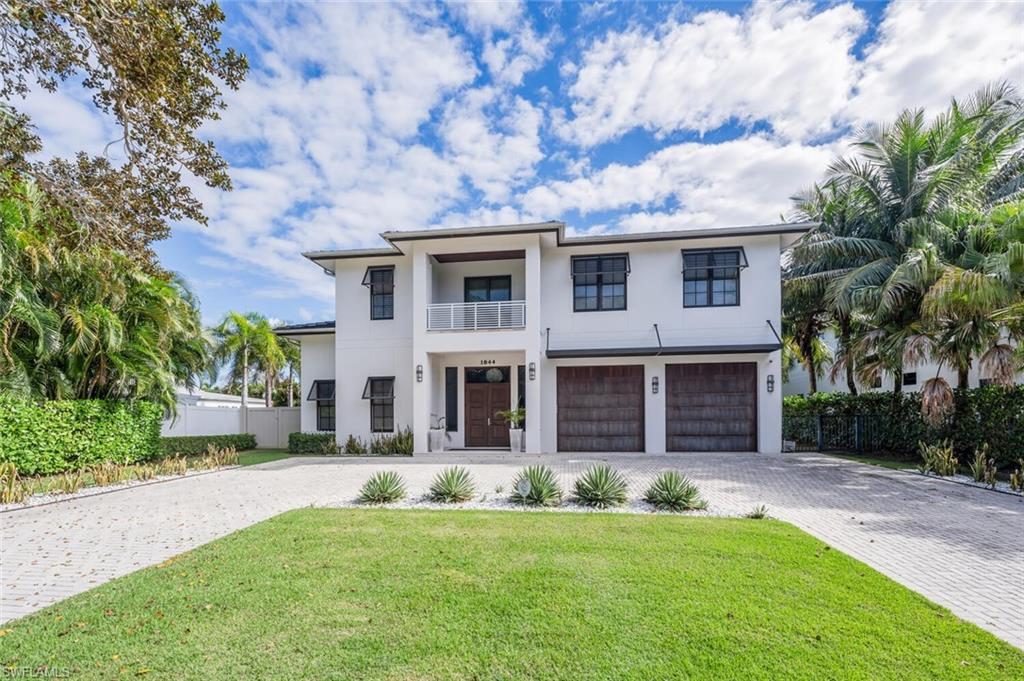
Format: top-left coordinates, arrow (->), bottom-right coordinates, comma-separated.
275,220 -> 811,454
783,331 -> 1023,396
173,386 -> 258,409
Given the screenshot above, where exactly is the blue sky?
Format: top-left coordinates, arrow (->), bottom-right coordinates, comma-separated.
22,1 -> 1024,326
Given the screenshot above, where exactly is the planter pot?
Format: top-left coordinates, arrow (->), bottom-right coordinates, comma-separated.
428,429 -> 447,452
509,428 -> 524,453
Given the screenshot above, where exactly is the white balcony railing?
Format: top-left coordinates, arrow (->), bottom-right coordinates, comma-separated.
427,300 -> 526,331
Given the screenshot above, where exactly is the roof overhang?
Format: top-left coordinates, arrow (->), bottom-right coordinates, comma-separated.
274,321 -> 336,338
545,343 -> 782,359
301,220 -> 817,274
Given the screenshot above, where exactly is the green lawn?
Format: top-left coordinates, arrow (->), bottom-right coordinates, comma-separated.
237,449 -> 291,466
826,452 -> 917,470
3,510 -> 1019,680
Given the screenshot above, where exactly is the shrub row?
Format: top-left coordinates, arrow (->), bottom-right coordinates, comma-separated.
783,387 -> 1024,468
288,427 -> 415,456
159,434 -> 257,457
0,396 -> 162,475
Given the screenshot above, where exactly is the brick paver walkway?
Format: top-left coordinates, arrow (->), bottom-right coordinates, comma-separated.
2,452 -> 1021,647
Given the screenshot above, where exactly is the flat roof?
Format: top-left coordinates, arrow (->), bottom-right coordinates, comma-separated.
302,220 -> 816,274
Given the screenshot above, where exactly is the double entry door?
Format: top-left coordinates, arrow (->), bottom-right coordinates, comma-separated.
464,366 -> 511,448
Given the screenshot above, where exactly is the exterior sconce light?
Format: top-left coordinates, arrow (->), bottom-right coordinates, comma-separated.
652,376 -> 659,394
528,362 -> 536,380
767,374 -> 775,393
416,365 -> 423,383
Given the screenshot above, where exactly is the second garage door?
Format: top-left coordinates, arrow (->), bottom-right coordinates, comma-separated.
666,362 -> 757,452
557,365 -> 644,452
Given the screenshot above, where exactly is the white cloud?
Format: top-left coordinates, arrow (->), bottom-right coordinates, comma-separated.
441,88 -> 543,203
449,1 -> 524,34
521,136 -> 837,230
845,0 -> 1024,125
559,1 -> 867,145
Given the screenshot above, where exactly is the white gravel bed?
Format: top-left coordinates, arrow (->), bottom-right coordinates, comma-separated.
0,466 -> 239,512
913,470 -> 1023,496
321,493 -> 742,517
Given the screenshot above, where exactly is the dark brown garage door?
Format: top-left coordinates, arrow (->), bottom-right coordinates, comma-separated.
666,363 -> 757,451
557,365 -> 644,451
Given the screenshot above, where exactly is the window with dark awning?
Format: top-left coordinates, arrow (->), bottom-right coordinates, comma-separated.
362,377 -> 395,433
681,248 -> 747,308
362,266 -> 395,320
306,380 -> 335,401
306,380 -> 336,431
361,377 -> 395,399
570,254 -> 630,312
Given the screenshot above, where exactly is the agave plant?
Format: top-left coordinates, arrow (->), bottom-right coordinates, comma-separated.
509,465 -> 562,507
358,470 -> 406,504
572,464 -> 628,509
643,471 -> 708,512
0,462 -> 27,504
428,466 -> 476,503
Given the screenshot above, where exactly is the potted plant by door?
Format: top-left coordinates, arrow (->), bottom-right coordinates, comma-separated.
496,408 -> 526,452
428,416 -> 449,452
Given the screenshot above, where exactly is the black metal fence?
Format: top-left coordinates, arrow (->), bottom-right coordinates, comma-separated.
783,414 -> 888,453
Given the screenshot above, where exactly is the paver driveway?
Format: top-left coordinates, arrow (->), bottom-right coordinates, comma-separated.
2,452 -> 1022,647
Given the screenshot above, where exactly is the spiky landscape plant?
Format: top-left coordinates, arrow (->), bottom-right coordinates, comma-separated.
428,466 -> 476,503
358,471 -> 406,504
643,471 -> 708,512
746,504 -> 770,519
510,465 -> 562,507
0,462 -> 27,504
572,464 -> 628,508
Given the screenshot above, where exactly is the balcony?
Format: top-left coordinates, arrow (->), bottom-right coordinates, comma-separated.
427,300 -> 526,331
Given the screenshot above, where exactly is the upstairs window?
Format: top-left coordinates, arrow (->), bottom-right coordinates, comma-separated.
362,377 -> 395,432
902,372 -> 917,386
307,380 -> 335,432
682,248 -> 747,307
362,266 -> 394,320
464,275 -> 511,302
571,254 -> 629,312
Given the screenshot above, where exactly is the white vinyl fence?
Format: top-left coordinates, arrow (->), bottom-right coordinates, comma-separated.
162,406 -> 300,449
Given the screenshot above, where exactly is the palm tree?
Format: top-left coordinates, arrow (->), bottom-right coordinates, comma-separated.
787,83 -> 1024,414
211,312 -> 266,409
252,317 -> 284,408
1,177 -> 208,412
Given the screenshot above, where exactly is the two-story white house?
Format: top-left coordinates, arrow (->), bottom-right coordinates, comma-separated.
276,220 -> 812,454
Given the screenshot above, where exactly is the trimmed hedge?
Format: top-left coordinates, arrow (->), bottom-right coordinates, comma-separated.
783,387 -> 1024,468
288,432 -> 337,454
159,434 -> 257,457
0,396 -> 162,475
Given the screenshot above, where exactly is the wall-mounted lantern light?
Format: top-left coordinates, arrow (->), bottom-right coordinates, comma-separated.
652,376 -> 659,394
416,364 -> 423,383
767,374 -> 775,393
528,362 -> 536,381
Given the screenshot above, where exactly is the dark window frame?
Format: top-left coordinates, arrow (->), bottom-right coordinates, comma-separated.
570,254 -> 630,312
902,371 -> 917,386
362,266 -> 395,320
445,367 -> 458,432
362,376 -> 395,433
306,380 -> 336,432
463,275 -> 512,303
681,247 -> 746,308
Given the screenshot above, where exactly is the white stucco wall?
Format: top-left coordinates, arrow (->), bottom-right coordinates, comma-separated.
298,334 -> 335,432
302,228 -> 785,453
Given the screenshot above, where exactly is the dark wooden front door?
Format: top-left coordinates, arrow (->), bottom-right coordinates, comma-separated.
557,365 -> 645,452
666,362 -> 757,451
465,380 -> 511,448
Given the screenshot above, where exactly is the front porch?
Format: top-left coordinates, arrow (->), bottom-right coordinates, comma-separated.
416,350 -> 532,452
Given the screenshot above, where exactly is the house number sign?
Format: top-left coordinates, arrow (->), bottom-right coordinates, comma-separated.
480,359 -> 496,365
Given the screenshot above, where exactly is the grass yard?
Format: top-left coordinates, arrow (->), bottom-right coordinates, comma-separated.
237,449 -> 291,466
826,452 -> 917,470
3,510 -> 1019,680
